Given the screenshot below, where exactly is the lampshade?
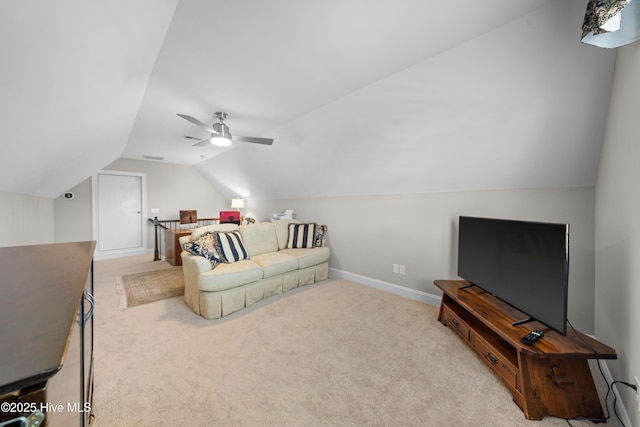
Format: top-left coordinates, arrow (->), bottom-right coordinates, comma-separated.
581,0 -> 640,48
231,198 -> 245,209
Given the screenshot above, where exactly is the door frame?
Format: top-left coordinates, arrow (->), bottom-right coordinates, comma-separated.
92,170 -> 149,260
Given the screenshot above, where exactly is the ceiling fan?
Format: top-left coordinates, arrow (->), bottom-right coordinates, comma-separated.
177,111 -> 274,147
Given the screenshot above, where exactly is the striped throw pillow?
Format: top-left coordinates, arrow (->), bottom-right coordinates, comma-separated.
287,223 -> 316,248
214,230 -> 249,263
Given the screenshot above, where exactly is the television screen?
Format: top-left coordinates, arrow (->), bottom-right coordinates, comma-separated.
457,216 -> 569,335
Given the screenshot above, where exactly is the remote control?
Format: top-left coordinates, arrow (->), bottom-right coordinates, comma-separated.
521,330 -> 544,345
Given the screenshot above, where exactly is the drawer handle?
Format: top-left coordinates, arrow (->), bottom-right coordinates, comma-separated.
450,317 -> 460,327
485,352 -> 498,365
83,290 -> 95,327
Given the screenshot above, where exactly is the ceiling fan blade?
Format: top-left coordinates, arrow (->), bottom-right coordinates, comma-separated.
232,135 -> 274,145
177,113 -> 219,134
192,138 -> 211,146
185,135 -> 211,146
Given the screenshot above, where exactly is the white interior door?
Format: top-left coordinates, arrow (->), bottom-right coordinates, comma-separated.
95,171 -> 146,254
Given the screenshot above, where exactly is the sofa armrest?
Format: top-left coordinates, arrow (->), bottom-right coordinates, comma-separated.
181,252 -> 212,273
181,252 -> 213,315
178,235 -> 192,246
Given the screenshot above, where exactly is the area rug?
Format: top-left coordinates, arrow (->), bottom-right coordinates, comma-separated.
115,266 -> 184,309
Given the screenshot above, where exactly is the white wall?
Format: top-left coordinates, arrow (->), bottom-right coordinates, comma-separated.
6,160 -> 597,334
248,186 -> 596,333
52,158 -> 231,252
104,158 -> 230,225
595,42 -> 640,427
54,178 -> 93,243
0,192 -> 54,246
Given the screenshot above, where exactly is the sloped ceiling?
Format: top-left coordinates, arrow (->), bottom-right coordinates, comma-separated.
0,1 -> 179,198
0,0 -> 616,200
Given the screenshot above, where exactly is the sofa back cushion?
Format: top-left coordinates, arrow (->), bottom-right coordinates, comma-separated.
273,220 -> 300,250
239,222 -> 278,256
191,223 -> 238,240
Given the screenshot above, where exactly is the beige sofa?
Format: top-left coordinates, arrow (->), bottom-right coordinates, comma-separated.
179,220 -> 330,319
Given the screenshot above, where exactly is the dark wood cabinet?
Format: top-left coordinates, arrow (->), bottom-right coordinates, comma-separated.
435,279 -> 617,421
0,242 -> 95,427
47,261 -> 95,426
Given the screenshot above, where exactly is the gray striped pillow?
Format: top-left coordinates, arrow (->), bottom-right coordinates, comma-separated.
287,223 -> 316,248
214,230 -> 249,263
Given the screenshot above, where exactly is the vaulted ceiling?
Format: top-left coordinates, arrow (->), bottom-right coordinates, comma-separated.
0,0 -> 616,200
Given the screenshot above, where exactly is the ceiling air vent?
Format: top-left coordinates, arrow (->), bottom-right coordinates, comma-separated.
142,155 -> 165,161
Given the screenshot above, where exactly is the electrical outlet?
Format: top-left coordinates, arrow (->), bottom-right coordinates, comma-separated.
392,264 -> 399,274
632,376 -> 640,412
399,265 -> 406,275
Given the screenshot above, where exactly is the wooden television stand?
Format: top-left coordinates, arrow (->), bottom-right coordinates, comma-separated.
434,280 -> 616,421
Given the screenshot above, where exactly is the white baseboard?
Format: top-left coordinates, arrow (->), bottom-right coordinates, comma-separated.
94,248 -> 155,261
595,358 -> 632,427
328,268 -> 441,307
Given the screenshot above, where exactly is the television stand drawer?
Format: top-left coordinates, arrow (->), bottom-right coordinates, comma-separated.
440,302 -> 470,341
472,333 -> 518,390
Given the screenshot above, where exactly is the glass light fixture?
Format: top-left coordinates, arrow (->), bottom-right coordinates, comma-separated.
211,135 -> 232,147
211,119 -> 233,146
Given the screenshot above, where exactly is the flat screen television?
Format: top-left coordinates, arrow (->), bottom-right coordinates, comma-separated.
457,216 -> 570,335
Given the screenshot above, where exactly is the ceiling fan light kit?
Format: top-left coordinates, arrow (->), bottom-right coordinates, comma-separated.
211,135 -> 232,147
211,113 -> 233,146
177,111 -> 274,147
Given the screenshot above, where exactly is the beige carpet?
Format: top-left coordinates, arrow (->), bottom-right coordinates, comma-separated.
92,255 -> 616,427
115,266 -> 184,309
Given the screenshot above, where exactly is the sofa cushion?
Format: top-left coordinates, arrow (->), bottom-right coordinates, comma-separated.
215,230 -> 249,263
274,219 -> 300,250
287,223 -> 316,248
182,231 -> 224,267
280,246 -> 330,269
250,251 -> 299,278
239,222 -> 278,256
191,223 -> 238,240
198,260 -> 263,292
